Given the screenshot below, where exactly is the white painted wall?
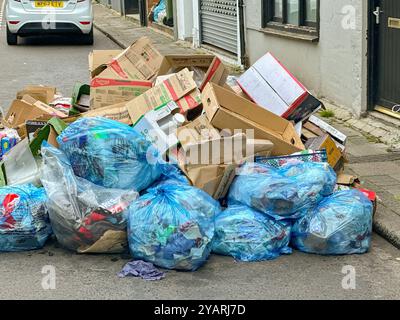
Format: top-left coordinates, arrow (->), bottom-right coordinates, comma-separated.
176,0 -> 194,41
244,0 -> 368,116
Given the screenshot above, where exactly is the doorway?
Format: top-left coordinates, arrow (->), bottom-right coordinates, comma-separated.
370,0 -> 400,114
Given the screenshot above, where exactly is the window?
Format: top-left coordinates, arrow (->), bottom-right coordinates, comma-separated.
263,0 -> 319,40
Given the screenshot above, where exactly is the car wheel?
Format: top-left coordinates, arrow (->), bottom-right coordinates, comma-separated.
6,26 -> 18,45
82,28 -> 94,45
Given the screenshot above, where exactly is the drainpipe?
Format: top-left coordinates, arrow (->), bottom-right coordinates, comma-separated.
173,0 -> 178,40
238,0 -> 248,67
139,0 -> 147,26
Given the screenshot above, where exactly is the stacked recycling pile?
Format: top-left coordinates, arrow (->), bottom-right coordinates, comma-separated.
0,36 -> 375,273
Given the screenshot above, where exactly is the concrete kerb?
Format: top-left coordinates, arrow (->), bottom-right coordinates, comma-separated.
93,23 -> 126,49
374,206 -> 400,250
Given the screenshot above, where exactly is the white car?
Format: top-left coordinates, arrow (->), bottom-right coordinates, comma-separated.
5,0 -> 93,45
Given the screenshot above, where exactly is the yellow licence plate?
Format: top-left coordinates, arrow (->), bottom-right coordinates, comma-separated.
34,1 -> 63,8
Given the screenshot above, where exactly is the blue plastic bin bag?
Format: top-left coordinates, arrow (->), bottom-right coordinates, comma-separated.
228,162 -> 336,220
0,184 -> 51,252
150,164 -> 190,188
291,190 -> 373,255
57,117 -> 162,191
153,0 -> 166,22
40,142 -> 138,253
128,183 -> 220,271
212,205 -> 292,261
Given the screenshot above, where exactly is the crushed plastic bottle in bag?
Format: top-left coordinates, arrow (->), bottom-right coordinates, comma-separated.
212,205 -> 292,262
57,117 -> 162,191
228,162 -> 337,220
0,184 -> 51,252
128,183 -> 220,271
40,142 -> 138,253
291,189 -> 373,255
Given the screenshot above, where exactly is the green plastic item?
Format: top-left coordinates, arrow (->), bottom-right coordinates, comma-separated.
70,82 -> 90,116
29,117 -> 68,157
0,163 -> 7,187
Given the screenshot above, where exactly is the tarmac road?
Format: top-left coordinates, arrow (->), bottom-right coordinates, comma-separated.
0,0 -> 400,300
0,0 -> 120,113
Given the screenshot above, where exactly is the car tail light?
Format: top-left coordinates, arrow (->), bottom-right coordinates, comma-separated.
9,21 -> 20,24
79,21 -> 91,25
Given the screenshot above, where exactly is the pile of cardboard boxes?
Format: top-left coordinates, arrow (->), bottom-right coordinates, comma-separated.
0,36 -> 375,210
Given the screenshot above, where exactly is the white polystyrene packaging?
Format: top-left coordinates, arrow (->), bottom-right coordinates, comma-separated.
3,138 -> 41,186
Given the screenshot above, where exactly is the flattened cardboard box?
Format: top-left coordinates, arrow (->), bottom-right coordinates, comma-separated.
89,49 -> 123,78
126,68 -> 197,124
5,95 -> 67,128
90,78 -> 152,110
202,83 -> 305,156
305,134 -> 342,168
16,86 -> 56,104
177,114 -> 221,150
97,36 -> 163,81
157,55 -> 228,91
83,102 -> 131,125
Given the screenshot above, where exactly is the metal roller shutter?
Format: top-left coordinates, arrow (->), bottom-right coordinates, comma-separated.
200,0 -> 238,54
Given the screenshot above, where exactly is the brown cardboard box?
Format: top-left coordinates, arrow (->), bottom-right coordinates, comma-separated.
176,88 -> 202,115
182,163 -> 238,200
201,83 -> 305,156
157,55 -> 228,91
177,114 -> 221,149
5,95 -> 67,128
88,49 -> 123,78
174,133 -> 274,199
247,139 -> 275,157
303,121 -> 326,137
83,102 -> 131,125
172,146 -> 238,200
183,133 -> 247,166
16,86 -> 56,104
305,134 -> 343,169
97,37 -> 163,81
182,134 -> 274,166
90,78 -> 152,110
126,68 -> 197,124
223,83 -> 251,101
337,173 -> 359,186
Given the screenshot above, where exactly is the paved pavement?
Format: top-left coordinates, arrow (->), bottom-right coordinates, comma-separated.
323,118 -> 400,249
0,1 -> 399,300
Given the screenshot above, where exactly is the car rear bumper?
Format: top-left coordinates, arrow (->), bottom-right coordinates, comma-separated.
16,22 -> 85,35
6,2 -> 93,34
